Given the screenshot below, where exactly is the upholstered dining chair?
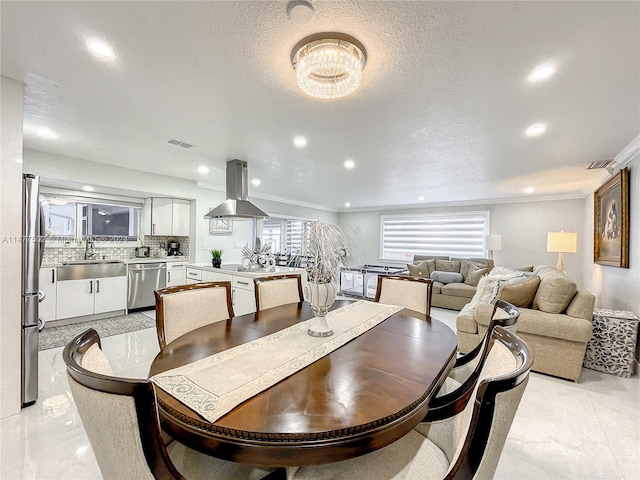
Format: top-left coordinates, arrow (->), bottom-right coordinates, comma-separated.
435,299 -> 520,399
374,275 -> 434,317
63,328 -> 272,480
291,326 -> 533,480
154,281 -> 234,349
253,274 -> 304,312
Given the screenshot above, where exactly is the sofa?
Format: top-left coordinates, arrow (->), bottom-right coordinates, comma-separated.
456,265 -> 595,382
407,255 -> 495,310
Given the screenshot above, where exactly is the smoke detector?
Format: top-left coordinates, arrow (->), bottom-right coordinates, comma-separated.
287,1 -> 314,25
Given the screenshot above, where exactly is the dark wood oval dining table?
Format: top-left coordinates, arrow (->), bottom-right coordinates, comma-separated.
149,300 -> 458,468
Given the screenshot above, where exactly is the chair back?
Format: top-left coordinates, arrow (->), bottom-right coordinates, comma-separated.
155,282 -> 234,349
374,275 -> 433,316
418,327 -> 533,480
253,274 -> 304,311
63,329 -> 182,480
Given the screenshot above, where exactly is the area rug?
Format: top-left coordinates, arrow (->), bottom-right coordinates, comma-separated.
39,312 -> 155,351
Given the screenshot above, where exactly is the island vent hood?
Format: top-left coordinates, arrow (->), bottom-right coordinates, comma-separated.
204,159 -> 268,219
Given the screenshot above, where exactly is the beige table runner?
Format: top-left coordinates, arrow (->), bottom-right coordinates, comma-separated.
151,300 -> 403,423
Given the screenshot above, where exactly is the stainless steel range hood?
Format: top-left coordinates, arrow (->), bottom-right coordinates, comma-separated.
204,159 -> 268,219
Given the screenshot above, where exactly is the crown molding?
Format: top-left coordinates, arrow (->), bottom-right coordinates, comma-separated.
615,134 -> 640,167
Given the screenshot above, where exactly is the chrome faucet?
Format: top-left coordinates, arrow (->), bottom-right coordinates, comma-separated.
84,236 -> 96,260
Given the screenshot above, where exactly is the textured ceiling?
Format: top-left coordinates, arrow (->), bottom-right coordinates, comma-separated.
1,1 -> 639,210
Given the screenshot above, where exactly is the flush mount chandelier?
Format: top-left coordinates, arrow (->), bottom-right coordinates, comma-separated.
291,33 -> 367,99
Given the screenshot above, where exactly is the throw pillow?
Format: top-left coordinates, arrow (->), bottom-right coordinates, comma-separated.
533,273 -> 577,313
497,276 -> 541,307
460,260 -> 486,280
464,264 -> 488,287
430,271 -> 464,284
407,260 -> 433,279
435,259 -> 461,273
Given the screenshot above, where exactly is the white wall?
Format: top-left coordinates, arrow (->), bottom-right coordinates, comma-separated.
582,150 -> 639,313
23,149 -> 337,264
0,77 -> 24,418
338,198 -> 586,287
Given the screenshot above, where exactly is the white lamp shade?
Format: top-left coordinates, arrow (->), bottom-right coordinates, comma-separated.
547,232 -> 577,253
484,234 -> 502,250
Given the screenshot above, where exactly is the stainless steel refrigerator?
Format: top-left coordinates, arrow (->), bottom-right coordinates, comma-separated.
21,173 -> 45,407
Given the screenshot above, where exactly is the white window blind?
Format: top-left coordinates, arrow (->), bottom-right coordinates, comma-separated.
380,212 -> 489,262
260,218 -> 313,255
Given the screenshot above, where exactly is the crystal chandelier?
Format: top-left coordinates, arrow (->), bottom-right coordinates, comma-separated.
291,33 -> 367,99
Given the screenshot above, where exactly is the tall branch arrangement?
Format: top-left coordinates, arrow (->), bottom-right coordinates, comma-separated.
303,220 -> 354,284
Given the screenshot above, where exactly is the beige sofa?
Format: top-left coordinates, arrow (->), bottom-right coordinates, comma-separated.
408,255 -> 494,310
456,266 -> 595,382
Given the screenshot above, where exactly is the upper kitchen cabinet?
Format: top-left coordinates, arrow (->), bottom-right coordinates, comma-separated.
142,198 -> 191,236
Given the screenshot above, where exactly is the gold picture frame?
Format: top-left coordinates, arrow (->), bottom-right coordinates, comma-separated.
594,167 -> 629,267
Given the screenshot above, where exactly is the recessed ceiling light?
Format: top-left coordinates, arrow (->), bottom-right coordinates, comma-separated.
251,178 -> 261,186
15,158 -> 23,163
525,123 -> 547,137
344,159 -> 355,169
197,165 -> 210,174
418,196 -> 425,201
528,63 -> 556,83
75,445 -> 89,456
87,38 -> 115,60
293,136 -> 307,148
524,186 -> 535,194
35,127 -> 58,140
344,202 -> 351,207
82,185 -> 95,192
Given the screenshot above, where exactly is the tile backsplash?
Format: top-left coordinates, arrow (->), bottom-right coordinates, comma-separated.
43,236 -> 190,263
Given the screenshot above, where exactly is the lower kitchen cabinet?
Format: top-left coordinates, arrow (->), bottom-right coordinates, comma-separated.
166,263 -> 187,287
39,267 -> 57,322
231,281 -> 255,316
57,276 -> 127,319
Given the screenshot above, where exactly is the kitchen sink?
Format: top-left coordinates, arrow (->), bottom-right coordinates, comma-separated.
57,261 -> 127,281
61,259 -> 124,265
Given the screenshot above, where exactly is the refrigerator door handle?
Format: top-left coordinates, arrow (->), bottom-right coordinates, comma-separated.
38,290 -> 46,302
38,317 -> 45,332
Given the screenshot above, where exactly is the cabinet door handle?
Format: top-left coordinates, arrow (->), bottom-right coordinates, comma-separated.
89,280 -> 93,294
152,223 -> 156,234
231,290 -> 235,305
51,269 -> 55,283
237,281 -> 249,286
96,280 -> 100,293
168,272 -> 171,283
188,272 -> 198,277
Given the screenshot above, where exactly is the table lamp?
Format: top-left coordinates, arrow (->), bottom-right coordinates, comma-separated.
484,234 -> 502,260
547,231 -> 577,273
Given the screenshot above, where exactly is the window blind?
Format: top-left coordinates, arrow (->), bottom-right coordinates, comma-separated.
380,212 -> 489,262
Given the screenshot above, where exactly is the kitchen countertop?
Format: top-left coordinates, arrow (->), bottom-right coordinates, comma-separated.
42,257 -> 190,268
187,263 -> 306,278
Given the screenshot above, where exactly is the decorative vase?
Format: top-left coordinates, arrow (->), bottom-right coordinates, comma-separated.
211,258 -> 221,268
304,282 -> 337,337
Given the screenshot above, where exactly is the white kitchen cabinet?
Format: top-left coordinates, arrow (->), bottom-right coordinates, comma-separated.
202,270 -> 230,283
57,279 -> 95,319
57,276 -> 127,319
94,276 -> 127,314
145,198 -> 191,236
186,268 -> 202,284
38,267 -> 57,322
231,275 -> 256,316
167,263 -> 187,287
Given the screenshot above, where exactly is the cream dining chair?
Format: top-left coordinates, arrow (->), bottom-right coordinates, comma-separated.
292,326 -> 533,480
253,274 -> 304,312
154,281 -> 234,349
63,328 -> 272,480
374,275 -> 434,317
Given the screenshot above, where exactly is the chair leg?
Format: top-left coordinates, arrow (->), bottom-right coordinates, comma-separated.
261,467 -> 288,480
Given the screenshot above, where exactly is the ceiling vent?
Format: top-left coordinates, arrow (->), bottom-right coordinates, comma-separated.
167,139 -> 194,149
586,159 -> 616,170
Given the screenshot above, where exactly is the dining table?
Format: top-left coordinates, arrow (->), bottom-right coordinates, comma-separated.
149,299 -> 458,469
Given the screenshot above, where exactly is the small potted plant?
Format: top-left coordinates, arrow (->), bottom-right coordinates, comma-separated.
210,248 -> 223,268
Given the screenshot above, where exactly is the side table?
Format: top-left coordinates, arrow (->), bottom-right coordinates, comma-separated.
583,309 -> 639,377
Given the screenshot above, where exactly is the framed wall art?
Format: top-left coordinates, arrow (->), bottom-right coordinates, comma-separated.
594,167 -> 629,268
209,211 -> 233,235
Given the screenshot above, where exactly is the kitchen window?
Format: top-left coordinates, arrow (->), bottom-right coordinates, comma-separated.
258,216 -> 314,256
41,193 -> 142,243
380,211 -> 490,262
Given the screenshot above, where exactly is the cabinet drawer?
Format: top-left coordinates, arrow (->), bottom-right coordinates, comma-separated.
202,270 -> 230,283
186,268 -> 202,281
167,263 -> 187,271
232,276 -> 254,291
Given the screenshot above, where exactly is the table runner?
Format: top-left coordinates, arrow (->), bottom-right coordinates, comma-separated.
151,300 -> 403,423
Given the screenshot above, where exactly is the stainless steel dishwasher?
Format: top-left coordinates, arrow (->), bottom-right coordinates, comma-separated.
127,262 -> 166,310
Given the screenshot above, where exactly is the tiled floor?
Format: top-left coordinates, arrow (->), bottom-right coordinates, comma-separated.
1,307 -> 638,479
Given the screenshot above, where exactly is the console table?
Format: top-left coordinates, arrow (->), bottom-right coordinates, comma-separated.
339,264 -> 408,298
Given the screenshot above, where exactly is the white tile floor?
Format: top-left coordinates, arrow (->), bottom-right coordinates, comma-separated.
1,307 -> 638,480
